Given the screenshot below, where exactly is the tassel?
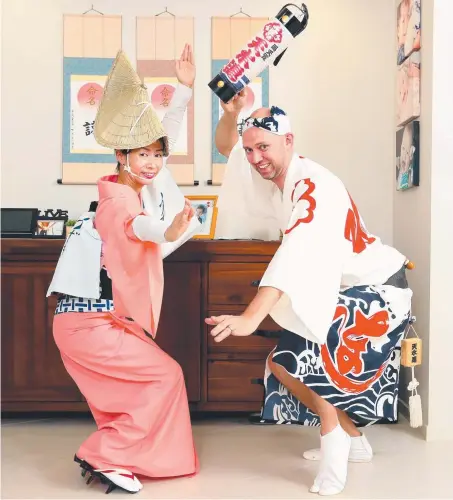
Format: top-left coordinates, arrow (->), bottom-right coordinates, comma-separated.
401,316 -> 423,428
407,366 -> 423,428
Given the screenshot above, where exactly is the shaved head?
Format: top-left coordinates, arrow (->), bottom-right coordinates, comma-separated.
249,107 -> 272,119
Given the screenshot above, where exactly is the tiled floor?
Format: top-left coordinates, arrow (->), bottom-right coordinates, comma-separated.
1,415 -> 452,499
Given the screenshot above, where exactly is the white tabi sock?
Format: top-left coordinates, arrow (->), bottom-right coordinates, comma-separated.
309,424 -> 351,496
349,433 -> 373,462
304,432 -> 373,463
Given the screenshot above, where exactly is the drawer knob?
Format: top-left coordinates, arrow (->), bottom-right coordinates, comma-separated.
253,329 -> 284,339
250,280 -> 260,287
250,377 -> 264,385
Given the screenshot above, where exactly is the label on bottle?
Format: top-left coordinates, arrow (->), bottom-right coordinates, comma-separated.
220,18 -> 293,85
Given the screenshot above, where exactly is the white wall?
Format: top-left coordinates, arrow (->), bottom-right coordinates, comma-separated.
394,0 -> 453,441
1,0 -> 396,244
394,0 -> 433,432
426,0 -> 453,441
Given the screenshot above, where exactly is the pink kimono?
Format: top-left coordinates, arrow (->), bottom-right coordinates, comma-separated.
53,175 -> 198,479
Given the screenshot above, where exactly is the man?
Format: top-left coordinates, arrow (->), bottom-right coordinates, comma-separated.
207,96 -> 413,496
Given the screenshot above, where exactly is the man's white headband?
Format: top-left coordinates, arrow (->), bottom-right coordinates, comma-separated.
239,106 -> 292,136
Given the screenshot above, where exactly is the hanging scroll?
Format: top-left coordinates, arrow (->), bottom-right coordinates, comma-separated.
61,14 -> 122,184
136,16 -> 195,186
211,16 -> 270,185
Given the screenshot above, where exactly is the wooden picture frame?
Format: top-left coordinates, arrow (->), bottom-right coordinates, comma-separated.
186,195 -> 218,239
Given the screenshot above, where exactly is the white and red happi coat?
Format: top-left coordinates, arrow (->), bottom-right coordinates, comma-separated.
260,153 -> 411,344
217,147 -> 413,425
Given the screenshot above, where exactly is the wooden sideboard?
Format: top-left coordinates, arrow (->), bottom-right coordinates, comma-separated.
1,238 -> 282,413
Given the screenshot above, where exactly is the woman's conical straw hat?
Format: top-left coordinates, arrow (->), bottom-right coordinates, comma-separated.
94,50 -> 169,154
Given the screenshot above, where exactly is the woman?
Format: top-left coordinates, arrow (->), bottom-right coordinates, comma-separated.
51,46 -> 199,494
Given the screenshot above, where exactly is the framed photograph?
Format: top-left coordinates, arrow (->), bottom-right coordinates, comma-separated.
396,120 -> 420,191
396,51 -> 420,127
187,196 -> 218,239
397,0 -> 421,65
34,217 -> 67,239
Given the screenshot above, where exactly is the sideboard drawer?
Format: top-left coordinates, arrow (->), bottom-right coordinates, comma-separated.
207,310 -> 282,354
208,360 -> 265,402
208,263 -> 267,305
